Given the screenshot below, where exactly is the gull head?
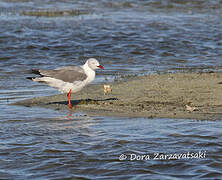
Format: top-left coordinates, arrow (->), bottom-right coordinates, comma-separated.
87,58 -> 104,70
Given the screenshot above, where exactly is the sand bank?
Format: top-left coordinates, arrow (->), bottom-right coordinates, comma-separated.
13,72 -> 222,120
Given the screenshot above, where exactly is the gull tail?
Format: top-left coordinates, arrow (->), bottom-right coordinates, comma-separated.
26,69 -> 43,81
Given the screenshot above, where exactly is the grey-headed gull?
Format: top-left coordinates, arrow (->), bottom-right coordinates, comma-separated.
28,58 -> 104,108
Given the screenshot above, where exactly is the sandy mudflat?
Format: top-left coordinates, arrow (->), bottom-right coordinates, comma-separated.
13,72 -> 222,120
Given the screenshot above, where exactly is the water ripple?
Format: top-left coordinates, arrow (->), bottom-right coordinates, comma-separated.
0,0 -> 222,179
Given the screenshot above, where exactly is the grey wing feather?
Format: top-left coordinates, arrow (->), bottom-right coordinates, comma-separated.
39,66 -> 87,83
55,66 -> 84,72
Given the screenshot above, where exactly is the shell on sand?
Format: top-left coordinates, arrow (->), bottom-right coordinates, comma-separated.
186,105 -> 199,112
104,85 -> 112,94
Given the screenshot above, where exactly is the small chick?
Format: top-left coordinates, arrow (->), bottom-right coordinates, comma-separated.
104,85 -> 112,95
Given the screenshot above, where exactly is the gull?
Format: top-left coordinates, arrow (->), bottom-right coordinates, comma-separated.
27,58 -> 104,108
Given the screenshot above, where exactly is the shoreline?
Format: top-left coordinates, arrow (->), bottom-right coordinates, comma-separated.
12,72 -> 222,120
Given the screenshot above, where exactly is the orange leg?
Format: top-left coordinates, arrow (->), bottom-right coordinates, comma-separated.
67,89 -> 73,109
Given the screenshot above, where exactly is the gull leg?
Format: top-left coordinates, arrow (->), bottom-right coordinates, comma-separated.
67,89 -> 73,109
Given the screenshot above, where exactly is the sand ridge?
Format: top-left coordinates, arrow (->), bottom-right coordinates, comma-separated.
13,72 -> 222,120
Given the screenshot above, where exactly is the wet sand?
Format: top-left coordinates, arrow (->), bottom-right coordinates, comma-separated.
13,72 -> 222,120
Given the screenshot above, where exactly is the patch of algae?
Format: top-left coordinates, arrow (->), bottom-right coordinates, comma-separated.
21,9 -> 90,17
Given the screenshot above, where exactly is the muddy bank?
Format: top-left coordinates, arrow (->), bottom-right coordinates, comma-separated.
13,72 -> 222,120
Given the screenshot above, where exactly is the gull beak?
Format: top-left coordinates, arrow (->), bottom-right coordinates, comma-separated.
97,65 -> 104,69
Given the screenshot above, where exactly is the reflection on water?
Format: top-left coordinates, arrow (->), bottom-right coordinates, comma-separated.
1,106 -> 222,179
1,0 -> 222,179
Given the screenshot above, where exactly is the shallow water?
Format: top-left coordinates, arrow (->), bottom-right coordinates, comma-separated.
1,0 -> 222,179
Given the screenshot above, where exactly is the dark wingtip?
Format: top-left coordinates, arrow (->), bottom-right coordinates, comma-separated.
26,77 -> 35,80
30,69 -> 41,75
